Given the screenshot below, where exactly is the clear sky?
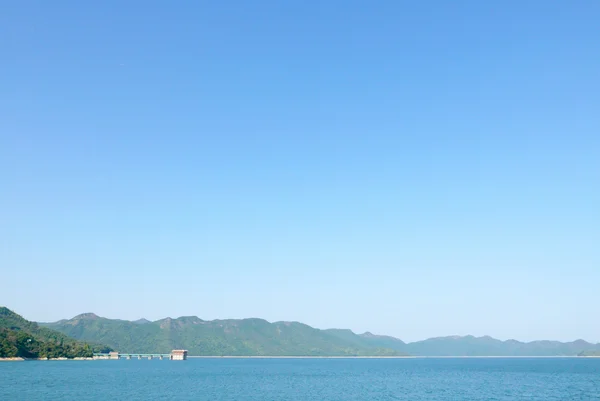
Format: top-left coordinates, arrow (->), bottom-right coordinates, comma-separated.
1,1 -> 599,343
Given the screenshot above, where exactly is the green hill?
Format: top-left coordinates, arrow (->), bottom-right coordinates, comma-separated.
325,329 -> 408,352
42,314 -> 405,356
0,307 -> 111,359
41,312 -> 600,357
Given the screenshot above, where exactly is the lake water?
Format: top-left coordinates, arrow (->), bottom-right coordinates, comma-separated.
1,357 -> 599,400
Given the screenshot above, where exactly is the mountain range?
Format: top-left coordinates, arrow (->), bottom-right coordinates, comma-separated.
42,313 -> 403,356
41,313 -> 600,357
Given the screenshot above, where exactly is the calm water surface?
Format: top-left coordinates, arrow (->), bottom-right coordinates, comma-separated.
1,358 -> 599,400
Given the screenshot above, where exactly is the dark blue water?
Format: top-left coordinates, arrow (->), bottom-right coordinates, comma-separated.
1,358 -> 599,400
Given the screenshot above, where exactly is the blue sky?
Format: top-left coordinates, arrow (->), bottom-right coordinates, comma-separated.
1,1 -> 599,343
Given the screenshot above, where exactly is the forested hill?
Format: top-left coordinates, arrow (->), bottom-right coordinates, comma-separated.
42,314 -> 405,356
43,313 -> 600,357
0,307 -> 110,359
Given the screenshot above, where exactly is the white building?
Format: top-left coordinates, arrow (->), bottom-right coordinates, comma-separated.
171,350 -> 188,360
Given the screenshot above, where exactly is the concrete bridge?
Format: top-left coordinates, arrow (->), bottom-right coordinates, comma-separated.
93,350 -> 187,360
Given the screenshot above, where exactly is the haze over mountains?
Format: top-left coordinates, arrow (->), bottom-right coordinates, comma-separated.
42,313 -> 600,357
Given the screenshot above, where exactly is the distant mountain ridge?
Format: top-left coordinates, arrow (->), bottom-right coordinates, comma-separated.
41,313 -> 600,357
401,335 -> 600,357
327,331 -> 600,357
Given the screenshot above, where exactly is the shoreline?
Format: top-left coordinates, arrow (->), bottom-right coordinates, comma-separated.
2,356 -> 599,362
0,357 -> 94,362
188,355 -> 598,359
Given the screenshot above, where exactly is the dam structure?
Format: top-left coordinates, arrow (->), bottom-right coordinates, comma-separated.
93,350 -> 188,360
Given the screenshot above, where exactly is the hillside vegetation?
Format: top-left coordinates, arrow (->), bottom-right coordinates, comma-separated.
43,314 -> 405,356
43,313 -> 600,357
0,307 -> 110,359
